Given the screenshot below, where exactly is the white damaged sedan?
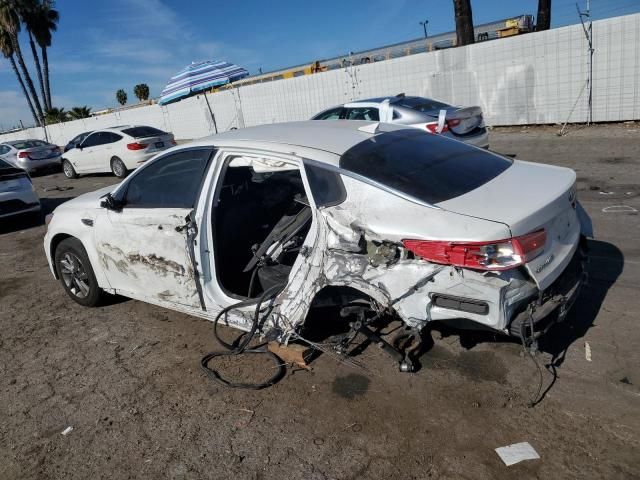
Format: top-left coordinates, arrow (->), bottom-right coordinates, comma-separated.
44,121 -> 590,370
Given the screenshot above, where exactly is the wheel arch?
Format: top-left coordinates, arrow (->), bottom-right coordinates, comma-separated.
49,233 -> 74,279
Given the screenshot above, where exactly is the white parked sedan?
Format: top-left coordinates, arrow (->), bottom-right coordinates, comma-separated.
0,159 -> 40,219
61,125 -> 176,179
44,121 -> 589,371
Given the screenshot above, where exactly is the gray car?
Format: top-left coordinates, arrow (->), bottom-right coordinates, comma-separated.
0,159 -> 40,219
312,94 -> 489,148
0,139 -> 62,174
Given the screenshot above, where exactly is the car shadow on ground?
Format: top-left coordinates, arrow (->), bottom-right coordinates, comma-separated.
0,196 -> 73,235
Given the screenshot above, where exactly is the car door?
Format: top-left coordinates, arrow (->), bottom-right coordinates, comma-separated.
93,148 -> 214,308
88,132 -> 117,172
74,132 -> 100,172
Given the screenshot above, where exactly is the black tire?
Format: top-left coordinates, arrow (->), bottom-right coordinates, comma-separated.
54,238 -> 103,307
110,156 -> 128,178
62,159 -> 78,179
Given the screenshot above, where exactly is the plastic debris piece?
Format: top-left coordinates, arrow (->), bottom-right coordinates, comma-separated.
495,442 -> 540,466
61,426 -> 73,436
585,342 -> 592,362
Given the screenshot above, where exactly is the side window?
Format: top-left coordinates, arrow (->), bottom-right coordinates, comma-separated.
304,163 -> 347,208
124,149 -> 212,208
81,133 -> 99,147
0,145 -> 10,155
105,133 -> 123,144
315,107 -> 343,120
345,107 -> 380,121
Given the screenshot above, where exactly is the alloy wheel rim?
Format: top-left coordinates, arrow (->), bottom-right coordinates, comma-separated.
59,252 -> 90,298
113,161 -> 123,176
64,162 -> 73,177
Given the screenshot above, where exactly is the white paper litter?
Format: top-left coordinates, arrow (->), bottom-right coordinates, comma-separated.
585,342 -> 592,362
61,426 -> 73,436
495,442 -> 540,466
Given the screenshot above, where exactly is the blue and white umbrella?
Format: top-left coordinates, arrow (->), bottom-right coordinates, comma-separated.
158,60 -> 249,105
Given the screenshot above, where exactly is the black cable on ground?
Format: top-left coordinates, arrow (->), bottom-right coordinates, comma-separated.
519,311 -> 545,408
201,283 -> 287,390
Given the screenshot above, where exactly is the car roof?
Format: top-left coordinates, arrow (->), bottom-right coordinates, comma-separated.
191,120 -> 411,162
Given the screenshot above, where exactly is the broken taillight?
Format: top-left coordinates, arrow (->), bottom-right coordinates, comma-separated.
402,230 -> 546,271
127,142 -> 148,150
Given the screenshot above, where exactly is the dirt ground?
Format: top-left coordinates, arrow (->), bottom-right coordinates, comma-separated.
1,124 -> 639,480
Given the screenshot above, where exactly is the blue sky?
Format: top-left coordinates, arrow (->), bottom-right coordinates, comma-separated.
1,0 -> 639,128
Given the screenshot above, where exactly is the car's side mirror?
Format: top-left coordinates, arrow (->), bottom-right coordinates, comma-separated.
100,193 -> 124,211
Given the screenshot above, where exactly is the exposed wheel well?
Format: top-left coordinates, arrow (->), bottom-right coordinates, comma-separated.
49,233 -> 74,278
309,285 -> 375,309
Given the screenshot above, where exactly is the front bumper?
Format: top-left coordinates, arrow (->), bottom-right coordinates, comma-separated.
508,244 -> 588,338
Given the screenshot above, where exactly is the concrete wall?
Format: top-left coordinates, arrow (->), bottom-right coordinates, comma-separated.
2,13 -> 638,146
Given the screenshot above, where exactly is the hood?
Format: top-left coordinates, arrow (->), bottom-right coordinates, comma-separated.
55,185 -> 117,212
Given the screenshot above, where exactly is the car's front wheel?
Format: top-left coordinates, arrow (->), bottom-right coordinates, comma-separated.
54,238 -> 103,307
62,159 -> 78,179
110,157 -> 128,178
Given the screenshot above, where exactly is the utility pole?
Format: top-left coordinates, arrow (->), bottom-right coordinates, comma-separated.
577,0 -> 594,124
420,20 -> 429,38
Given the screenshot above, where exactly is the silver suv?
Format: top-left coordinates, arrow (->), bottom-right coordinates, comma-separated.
311,94 -> 489,148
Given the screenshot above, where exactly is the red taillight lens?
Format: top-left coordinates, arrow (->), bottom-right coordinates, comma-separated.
18,151 -> 29,158
127,142 -> 148,150
170,139 -> 177,145
425,122 -> 449,134
403,230 -> 546,271
514,229 -> 546,262
447,118 -> 461,128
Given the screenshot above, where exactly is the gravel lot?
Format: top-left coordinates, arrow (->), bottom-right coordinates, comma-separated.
1,124 -> 639,480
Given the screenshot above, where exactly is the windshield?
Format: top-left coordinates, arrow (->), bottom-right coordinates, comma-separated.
339,129 -> 512,205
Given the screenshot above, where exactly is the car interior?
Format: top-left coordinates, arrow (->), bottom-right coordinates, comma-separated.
212,156 -> 313,298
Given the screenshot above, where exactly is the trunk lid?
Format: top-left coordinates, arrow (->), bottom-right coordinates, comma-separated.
424,106 -> 484,136
135,133 -> 174,153
437,160 -> 581,290
19,145 -> 60,160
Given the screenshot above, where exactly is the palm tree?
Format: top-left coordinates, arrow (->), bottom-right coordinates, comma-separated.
44,106 -> 66,123
0,0 -> 44,124
68,106 -> 91,119
116,89 -> 127,106
537,0 -> 552,31
0,26 -> 38,125
22,0 -> 58,109
18,0 -> 47,109
133,83 -> 150,102
453,0 -> 475,46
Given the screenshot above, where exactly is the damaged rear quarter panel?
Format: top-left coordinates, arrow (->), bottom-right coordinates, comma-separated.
274,176 -> 536,334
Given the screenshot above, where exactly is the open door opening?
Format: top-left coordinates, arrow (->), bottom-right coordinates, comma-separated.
212,155 -> 312,298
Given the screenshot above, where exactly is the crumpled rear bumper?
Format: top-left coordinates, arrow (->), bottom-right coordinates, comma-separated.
508,241 -> 588,338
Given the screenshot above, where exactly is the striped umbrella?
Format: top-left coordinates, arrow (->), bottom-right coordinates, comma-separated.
158,60 -> 249,105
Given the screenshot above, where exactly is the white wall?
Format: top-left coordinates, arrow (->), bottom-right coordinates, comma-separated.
2,13 -> 638,146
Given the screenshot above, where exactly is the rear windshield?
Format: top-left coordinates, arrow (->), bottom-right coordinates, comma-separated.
10,140 -> 48,149
339,129 -> 512,204
122,126 -> 166,138
398,97 -> 449,112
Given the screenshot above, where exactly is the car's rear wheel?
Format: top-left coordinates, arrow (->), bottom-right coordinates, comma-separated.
110,157 -> 128,178
62,159 -> 78,179
54,238 -> 103,307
